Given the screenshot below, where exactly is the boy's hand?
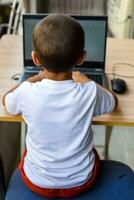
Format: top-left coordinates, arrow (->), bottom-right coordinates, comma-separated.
27,70 -> 46,83
72,71 -> 91,83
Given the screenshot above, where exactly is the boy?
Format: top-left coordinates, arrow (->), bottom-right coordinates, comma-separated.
3,14 -> 118,198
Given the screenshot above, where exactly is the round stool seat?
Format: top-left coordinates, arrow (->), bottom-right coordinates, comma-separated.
5,160 -> 134,200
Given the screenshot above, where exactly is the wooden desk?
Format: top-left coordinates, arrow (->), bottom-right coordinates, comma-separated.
0,35 -> 22,122
1,34 -> 134,157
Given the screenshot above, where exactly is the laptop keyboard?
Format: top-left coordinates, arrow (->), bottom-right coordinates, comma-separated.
20,71 -> 38,82
20,71 -> 103,86
86,74 -> 103,85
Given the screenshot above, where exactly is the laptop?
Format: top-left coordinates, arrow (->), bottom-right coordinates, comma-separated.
19,14 -> 108,87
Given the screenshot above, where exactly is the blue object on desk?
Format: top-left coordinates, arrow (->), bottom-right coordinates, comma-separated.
5,160 -> 134,200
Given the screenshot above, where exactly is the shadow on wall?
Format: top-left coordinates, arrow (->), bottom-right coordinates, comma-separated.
35,0 -> 106,15
0,122 -> 20,187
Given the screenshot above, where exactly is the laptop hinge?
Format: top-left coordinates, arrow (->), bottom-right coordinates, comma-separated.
94,69 -> 103,72
74,67 -> 103,73
25,66 -> 35,70
25,66 -> 40,71
90,68 -> 104,72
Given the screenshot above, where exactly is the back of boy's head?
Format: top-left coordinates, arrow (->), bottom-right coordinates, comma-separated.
32,14 -> 84,73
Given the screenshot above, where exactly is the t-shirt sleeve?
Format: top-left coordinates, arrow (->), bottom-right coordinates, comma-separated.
93,84 -> 115,117
5,81 -> 30,115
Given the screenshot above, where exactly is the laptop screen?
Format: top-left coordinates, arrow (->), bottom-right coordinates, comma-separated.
23,14 -> 107,70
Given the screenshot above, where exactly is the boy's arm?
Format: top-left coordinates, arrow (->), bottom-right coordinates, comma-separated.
97,84 -> 118,110
2,71 -> 46,107
72,71 -> 118,110
2,84 -> 20,107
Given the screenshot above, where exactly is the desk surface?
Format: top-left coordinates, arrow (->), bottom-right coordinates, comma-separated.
0,34 -> 134,125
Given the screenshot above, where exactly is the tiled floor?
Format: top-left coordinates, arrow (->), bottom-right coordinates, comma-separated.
93,125 -> 134,170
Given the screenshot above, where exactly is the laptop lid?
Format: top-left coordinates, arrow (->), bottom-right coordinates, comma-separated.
23,14 -> 107,72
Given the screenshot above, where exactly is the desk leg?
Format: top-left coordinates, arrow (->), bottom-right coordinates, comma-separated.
104,126 -> 113,160
20,121 -> 26,158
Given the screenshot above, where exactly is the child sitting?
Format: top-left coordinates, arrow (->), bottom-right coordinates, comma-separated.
3,14 -> 118,198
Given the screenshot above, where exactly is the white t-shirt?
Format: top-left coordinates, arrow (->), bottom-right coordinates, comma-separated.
5,79 -> 115,188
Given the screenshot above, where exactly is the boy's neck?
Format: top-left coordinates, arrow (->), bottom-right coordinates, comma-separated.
45,70 -> 72,81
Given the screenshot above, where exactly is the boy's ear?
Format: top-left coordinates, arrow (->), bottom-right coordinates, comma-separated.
31,51 -> 42,66
76,50 -> 87,65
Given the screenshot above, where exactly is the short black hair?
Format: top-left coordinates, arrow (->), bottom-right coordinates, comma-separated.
32,14 -> 84,73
